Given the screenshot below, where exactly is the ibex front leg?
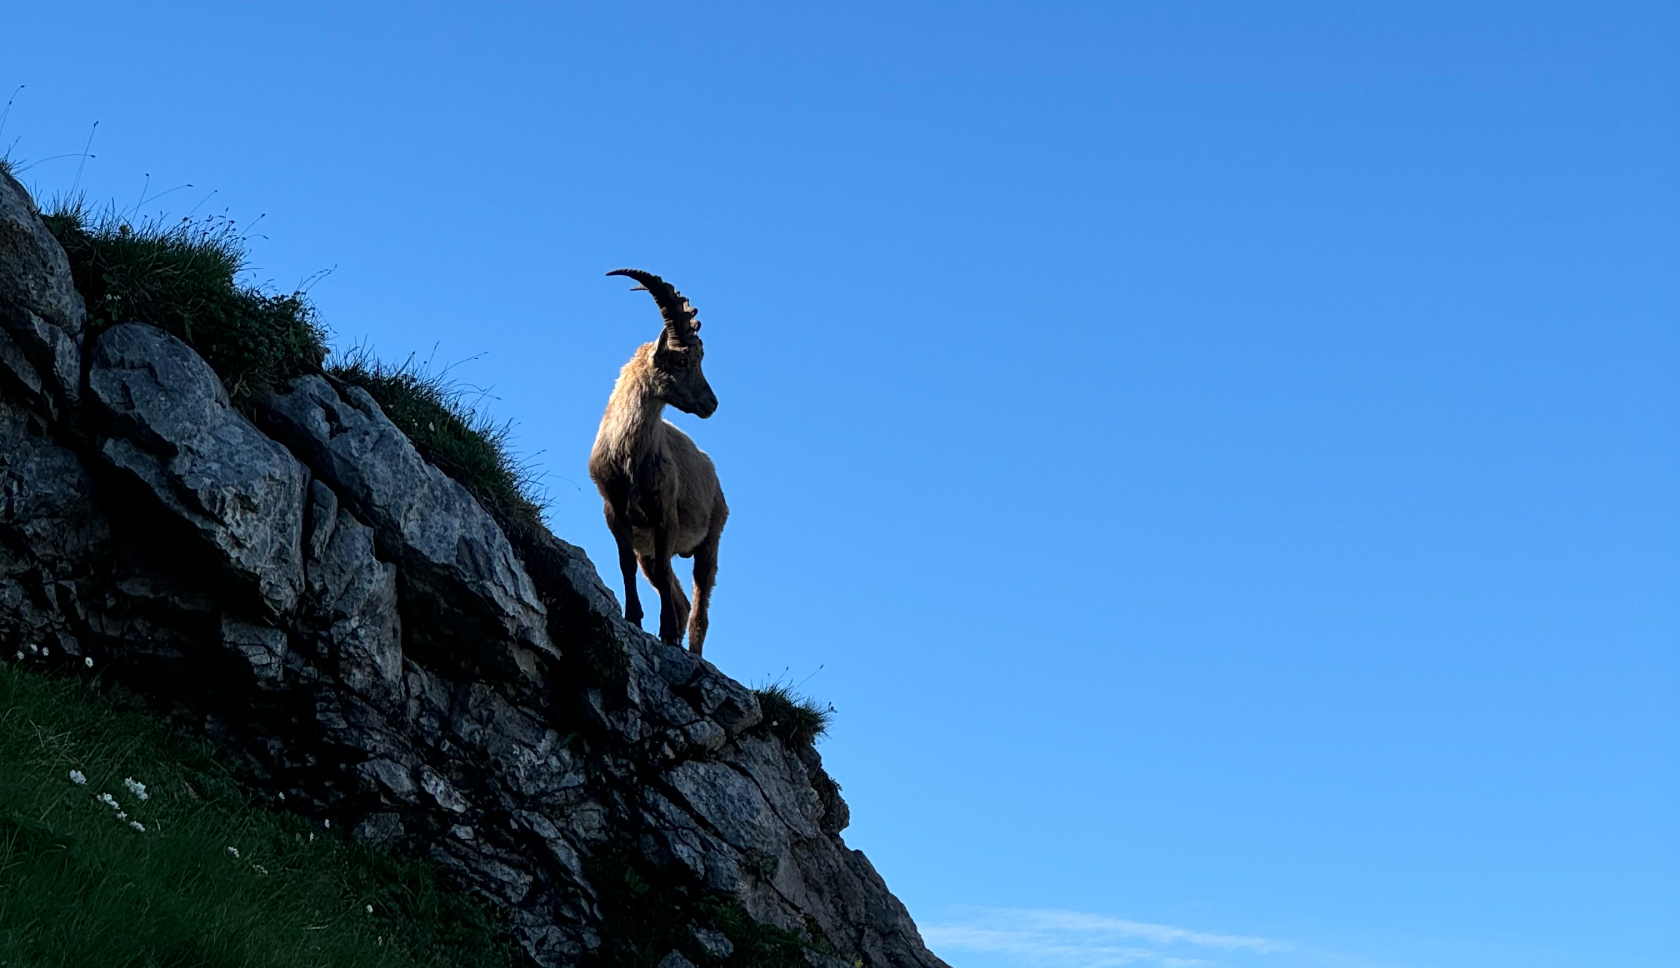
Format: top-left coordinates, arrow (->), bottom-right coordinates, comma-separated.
648,526 -> 684,646
605,503 -> 643,627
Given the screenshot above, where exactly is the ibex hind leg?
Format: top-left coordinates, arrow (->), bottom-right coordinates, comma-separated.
638,554 -> 690,647
687,504 -> 727,656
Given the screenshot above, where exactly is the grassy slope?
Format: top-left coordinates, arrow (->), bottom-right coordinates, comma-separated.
0,663 -> 515,968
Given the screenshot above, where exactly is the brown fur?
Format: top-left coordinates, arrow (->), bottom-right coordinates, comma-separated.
589,272 -> 727,653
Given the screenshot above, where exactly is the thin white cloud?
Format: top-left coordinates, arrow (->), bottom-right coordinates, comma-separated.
1019,909 -> 1282,952
922,907 -> 1287,968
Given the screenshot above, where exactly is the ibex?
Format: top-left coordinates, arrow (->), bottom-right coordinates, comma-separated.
589,269 -> 728,653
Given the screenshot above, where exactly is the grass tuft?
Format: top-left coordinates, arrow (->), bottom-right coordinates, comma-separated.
750,683 -> 833,747
42,200 -> 329,403
0,662 -> 515,967
328,347 -> 549,545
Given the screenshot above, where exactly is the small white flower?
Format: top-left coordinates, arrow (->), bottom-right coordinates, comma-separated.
116,811 -> 127,821
83,656 -> 93,668
29,644 -> 37,654
13,651 -> 21,661
252,864 -> 269,876
365,904 -> 373,914
97,792 -> 119,809
128,820 -> 145,832
308,832 -> 314,843
69,770 -> 87,786
123,777 -> 149,801
323,819 -> 330,829
277,791 -> 285,801
227,846 -> 240,858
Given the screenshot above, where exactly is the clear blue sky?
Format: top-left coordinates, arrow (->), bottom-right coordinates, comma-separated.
6,4 -> 1676,967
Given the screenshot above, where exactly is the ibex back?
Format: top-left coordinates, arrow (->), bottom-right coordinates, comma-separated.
588,269 -> 729,653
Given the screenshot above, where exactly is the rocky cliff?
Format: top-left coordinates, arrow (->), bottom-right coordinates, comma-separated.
0,169 -> 948,968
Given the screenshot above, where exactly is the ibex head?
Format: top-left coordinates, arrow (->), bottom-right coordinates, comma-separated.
607,268 -> 718,419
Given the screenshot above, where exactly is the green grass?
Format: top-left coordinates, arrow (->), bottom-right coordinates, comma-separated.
42,202 -> 329,403
0,662 -> 516,968
38,201 -> 549,549
749,684 -> 832,748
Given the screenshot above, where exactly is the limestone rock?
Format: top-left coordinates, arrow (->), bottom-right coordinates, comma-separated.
0,169 -> 83,337
259,376 -> 554,675
88,323 -> 307,614
302,480 -> 403,706
0,398 -> 108,654
694,926 -> 734,959
0,169 -> 83,417
221,615 -> 289,686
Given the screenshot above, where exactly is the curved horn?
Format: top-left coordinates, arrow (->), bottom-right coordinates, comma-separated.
606,268 -> 701,344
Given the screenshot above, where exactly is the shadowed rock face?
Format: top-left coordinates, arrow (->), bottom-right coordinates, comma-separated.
89,322 -> 309,615
0,171 -> 949,968
0,170 -> 82,419
259,374 -> 557,679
